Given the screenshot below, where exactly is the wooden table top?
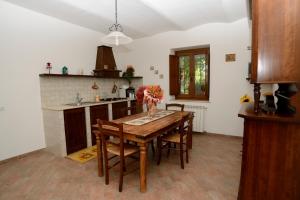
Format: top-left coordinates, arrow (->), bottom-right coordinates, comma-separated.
93,110 -> 191,139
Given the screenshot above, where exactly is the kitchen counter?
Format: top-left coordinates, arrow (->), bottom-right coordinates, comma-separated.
42,98 -> 134,111
42,98 -> 141,157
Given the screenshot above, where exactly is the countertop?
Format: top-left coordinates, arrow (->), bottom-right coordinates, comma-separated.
42,98 -> 135,111
238,103 -> 300,123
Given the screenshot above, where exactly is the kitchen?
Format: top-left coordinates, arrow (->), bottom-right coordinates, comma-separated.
1,0 -> 299,199
40,46 -> 144,156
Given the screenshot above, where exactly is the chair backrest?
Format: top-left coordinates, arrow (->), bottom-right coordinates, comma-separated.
179,113 -> 194,141
97,119 -> 124,157
166,103 -> 185,111
185,113 -> 194,133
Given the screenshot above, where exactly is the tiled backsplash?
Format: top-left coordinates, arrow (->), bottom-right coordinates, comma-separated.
40,77 -> 143,106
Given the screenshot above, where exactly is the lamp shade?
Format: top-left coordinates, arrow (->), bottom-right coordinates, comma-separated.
102,31 -> 133,46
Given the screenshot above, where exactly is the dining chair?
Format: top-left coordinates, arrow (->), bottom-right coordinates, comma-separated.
166,103 -> 185,111
97,119 -> 140,192
157,113 -> 194,169
164,103 -> 185,150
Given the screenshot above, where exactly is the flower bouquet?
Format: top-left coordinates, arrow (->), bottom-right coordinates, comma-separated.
136,85 -> 164,118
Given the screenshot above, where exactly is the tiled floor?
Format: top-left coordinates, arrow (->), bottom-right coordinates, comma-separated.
0,134 -> 242,200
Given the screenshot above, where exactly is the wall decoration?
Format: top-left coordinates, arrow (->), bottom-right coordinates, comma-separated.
154,70 -> 159,74
226,53 -> 236,62
150,66 -> 154,71
159,74 -> 164,79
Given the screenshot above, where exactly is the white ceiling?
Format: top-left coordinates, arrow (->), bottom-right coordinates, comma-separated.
4,0 -> 247,39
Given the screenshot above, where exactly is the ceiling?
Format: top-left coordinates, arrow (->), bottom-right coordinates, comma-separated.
4,0 -> 247,39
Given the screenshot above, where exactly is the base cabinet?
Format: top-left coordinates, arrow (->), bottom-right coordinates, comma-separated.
130,100 -> 143,115
64,108 -> 87,154
238,104 -> 300,200
44,100 -> 136,156
112,101 -> 128,119
90,104 -> 109,145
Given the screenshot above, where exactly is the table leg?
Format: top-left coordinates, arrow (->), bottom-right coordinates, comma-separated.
96,134 -> 103,177
139,143 -> 148,192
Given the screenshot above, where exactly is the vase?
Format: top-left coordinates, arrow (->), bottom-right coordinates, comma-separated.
147,103 -> 157,118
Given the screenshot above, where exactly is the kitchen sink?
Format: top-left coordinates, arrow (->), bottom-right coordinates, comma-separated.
64,101 -> 97,106
64,98 -> 129,106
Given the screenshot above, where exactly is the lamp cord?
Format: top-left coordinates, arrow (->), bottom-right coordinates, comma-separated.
108,0 -> 123,32
115,0 -> 118,25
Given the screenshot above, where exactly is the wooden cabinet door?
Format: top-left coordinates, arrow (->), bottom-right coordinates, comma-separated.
90,104 -> 109,145
112,101 -> 128,119
251,0 -> 300,83
130,100 -> 143,115
64,108 -> 87,154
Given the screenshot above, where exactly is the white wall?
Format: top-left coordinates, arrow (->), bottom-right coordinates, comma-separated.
115,19 -> 271,136
0,1 -> 105,160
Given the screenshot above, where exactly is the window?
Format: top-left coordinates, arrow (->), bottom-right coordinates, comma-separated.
169,47 -> 210,100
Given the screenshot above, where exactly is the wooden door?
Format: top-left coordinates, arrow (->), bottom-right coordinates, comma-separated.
112,101 -> 128,119
90,104 -> 109,145
64,108 -> 87,154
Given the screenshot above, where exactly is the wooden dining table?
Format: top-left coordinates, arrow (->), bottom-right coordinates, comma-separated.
92,110 -> 192,192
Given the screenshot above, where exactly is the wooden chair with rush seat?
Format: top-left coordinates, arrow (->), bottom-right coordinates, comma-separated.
163,103 -> 185,151
166,103 -> 185,111
97,119 -> 140,192
157,113 -> 194,169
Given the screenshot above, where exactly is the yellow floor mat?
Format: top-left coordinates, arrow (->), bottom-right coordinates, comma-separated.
66,145 -> 97,164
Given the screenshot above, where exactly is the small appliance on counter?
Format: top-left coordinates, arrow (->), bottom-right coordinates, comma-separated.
126,87 -> 135,99
118,85 -> 127,98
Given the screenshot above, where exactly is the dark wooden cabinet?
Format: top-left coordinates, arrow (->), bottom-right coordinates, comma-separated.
250,0 -> 300,113
251,0 -> 300,84
130,100 -> 143,115
238,104 -> 300,200
112,101 -> 128,120
90,104 -> 109,145
239,1 -> 300,197
64,108 -> 87,154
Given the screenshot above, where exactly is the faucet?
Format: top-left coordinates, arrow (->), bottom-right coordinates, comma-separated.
75,93 -> 83,105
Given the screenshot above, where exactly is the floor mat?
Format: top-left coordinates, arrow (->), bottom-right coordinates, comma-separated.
66,145 -> 97,163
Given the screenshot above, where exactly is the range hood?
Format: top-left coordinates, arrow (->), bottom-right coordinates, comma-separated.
94,45 -> 121,77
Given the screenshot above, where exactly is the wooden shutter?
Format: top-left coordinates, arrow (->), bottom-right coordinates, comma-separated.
169,55 -> 179,95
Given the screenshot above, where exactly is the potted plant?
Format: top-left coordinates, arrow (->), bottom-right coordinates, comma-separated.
122,65 -> 135,86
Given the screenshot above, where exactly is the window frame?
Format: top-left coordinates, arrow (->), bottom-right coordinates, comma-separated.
174,47 -> 210,100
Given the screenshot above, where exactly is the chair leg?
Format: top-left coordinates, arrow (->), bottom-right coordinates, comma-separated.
151,140 -> 155,158
104,154 -> 109,185
167,142 -> 171,158
180,143 -> 184,169
119,157 -> 124,192
157,137 -> 162,165
186,146 -> 189,164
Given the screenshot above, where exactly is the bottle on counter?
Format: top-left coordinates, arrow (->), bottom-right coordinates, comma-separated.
95,95 -> 100,102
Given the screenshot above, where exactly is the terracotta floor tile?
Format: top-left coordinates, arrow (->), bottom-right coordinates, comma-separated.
0,134 -> 242,200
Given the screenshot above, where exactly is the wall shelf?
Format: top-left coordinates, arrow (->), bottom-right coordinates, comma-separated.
39,73 -> 143,79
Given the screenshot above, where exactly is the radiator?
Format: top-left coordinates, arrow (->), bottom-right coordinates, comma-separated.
184,105 -> 207,132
